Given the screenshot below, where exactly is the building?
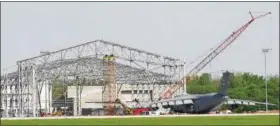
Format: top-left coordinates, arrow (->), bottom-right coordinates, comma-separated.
66,84 -> 170,116
1,40 -> 184,117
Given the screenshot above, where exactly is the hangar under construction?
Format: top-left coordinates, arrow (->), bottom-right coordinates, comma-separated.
1,11 -> 271,117
0,40 -> 185,117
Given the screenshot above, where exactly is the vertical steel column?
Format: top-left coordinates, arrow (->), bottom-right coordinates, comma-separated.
129,51 -> 133,103
162,61 -> 166,99
17,62 -> 22,117
48,80 -> 52,114
141,84 -> 144,102
44,80 -> 48,114
146,63 -> 149,102
79,79 -> 83,116
137,84 -> 139,101
63,77 -> 66,115
27,76 -> 30,116
3,71 -> 8,117
75,76 -> 79,116
32,65 -> 36,117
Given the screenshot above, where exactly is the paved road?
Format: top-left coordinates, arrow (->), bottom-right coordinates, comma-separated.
1,113 -> 278,120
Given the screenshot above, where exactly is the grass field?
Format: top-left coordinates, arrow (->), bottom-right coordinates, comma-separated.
1,115 -> 279,125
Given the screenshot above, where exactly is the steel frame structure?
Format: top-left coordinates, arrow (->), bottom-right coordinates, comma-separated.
1,40 -> 184,117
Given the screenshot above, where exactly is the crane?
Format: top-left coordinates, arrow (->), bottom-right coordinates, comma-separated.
158,12 -> 271,100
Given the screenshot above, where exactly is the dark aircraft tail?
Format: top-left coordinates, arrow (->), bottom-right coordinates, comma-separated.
218,71 -> 231,96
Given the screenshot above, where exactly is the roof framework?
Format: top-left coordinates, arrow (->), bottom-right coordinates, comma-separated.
1,39 -> 185,117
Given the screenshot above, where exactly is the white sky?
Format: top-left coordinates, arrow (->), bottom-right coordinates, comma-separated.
1,2 -> 279,76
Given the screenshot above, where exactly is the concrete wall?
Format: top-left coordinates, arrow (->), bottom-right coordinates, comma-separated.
68,86 -> 103,115
40,83 -> 52,113
66,84 -> 171,111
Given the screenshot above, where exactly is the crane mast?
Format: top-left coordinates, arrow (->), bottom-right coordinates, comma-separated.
159,12 -> 271,100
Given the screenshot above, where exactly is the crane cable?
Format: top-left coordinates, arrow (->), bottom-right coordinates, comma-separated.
186,43 -> 218,66
185,37 -> 226,74
268,13 -> 273,47
190,13 -> 273,77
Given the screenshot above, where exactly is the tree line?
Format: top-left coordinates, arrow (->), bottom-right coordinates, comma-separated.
186,72 -> 279,112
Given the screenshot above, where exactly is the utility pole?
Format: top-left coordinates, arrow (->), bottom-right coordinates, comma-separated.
262,48 -> 271,113
183,59 -> 187,93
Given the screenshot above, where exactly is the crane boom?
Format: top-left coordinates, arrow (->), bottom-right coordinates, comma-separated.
115,98 -> 133,115
159,12 -> 271,100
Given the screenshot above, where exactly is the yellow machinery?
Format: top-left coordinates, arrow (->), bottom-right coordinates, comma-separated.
115,98 -> 133,115
51,111 -> 63,116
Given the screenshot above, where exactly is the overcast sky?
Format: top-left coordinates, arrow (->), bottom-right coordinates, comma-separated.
1,2 -> 279,76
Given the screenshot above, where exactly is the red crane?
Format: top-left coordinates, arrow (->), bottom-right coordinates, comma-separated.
159,12 -> 271,100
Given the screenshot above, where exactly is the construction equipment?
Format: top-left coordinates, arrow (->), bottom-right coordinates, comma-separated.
51,111 -> 63,116
115,98 -> 133,115
159,12 -> 271,100
132,98 -> 150,115
133,98 -> 141,107
115,98 -> 150,115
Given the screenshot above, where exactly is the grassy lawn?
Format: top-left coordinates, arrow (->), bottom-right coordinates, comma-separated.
1,115 -> 279,125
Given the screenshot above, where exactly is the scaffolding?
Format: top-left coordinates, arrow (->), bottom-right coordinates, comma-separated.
103,55 -> 117,115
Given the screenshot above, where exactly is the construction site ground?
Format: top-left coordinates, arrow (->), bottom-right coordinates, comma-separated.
1,114 -> 278,125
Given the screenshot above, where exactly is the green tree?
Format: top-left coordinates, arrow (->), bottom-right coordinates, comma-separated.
198,73 -> 212,85
185,72 -> 279,112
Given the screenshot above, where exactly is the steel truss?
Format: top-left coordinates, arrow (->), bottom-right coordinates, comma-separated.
1,40 -> 184,117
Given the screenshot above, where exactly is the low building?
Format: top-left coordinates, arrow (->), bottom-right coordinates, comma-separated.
66,84 -> 171,116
